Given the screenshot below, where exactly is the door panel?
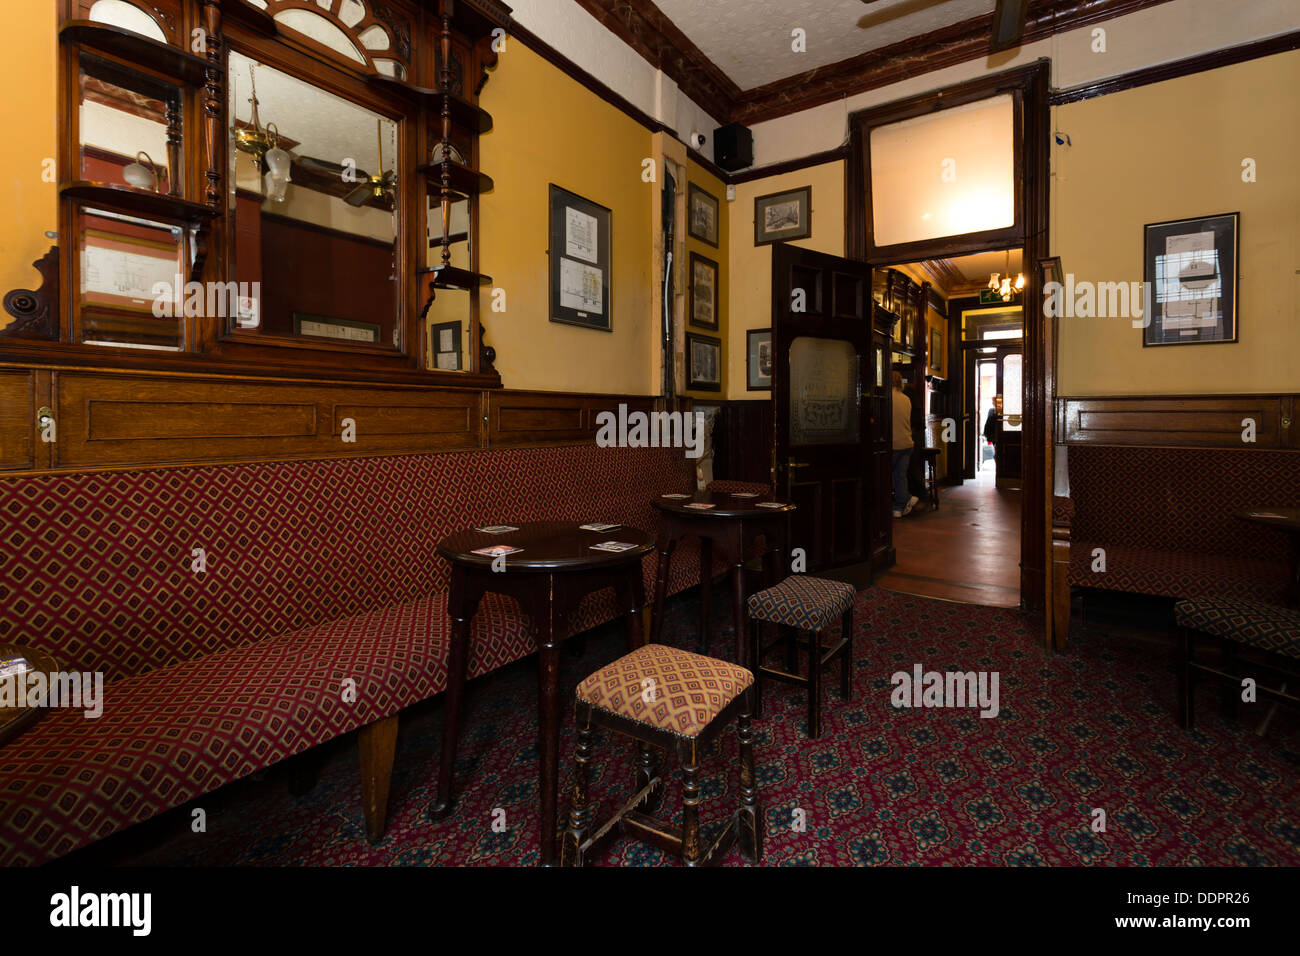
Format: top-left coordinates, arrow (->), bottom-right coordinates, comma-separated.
772,243 -> 875,572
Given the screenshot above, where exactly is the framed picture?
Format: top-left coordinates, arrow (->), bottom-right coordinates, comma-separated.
747,328 -> 772,390
548,184 -> 612,331
928,327 -> 943,374
687,183 -> 719,247
1142,212 -> 1238,346
754,186 -> 811,245
431,319 -> 461,370
686,332 -> 721,392
689,253 -> 719,330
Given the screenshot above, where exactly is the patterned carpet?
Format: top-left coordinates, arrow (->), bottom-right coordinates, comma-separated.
101,586 -> 1300,867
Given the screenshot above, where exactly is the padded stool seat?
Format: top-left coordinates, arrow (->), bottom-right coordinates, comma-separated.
575,643 -> 754,738
747,576 -> 856,631
1174,598 -> 1300,658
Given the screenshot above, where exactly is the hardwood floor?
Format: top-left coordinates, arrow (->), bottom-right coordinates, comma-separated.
875,464 -> 1021,608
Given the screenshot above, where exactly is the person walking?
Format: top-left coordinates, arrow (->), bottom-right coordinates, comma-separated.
891,371 -> 918,518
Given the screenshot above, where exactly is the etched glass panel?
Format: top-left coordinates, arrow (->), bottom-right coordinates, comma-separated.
789,336 -> 860,446
274,10 -> 367,63
88,0 -> 168,41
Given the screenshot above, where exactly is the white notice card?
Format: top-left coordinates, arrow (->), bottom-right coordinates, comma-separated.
560,257 -> 603,314
565,207 -> 598,263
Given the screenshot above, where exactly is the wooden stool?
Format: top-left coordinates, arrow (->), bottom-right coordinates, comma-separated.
1175,597 -> 1300,729
747,576 -> 855,739
919,447 -> 941,510
561,644 -> 761,867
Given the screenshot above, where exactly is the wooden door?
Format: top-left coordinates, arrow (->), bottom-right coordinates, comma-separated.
772,243 -> 876,571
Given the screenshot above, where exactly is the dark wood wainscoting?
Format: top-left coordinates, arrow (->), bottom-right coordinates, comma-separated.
0,364 -> 667,475
1058,394 -> 1298,449
710,399 -> 774,486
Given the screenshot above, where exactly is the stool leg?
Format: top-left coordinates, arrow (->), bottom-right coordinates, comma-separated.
679,740 -> 702,866
750,619 -> 764,719
783,623 -> 797,674
1177,628 -> 1195,730
1220,638 -> 1239,720
737,690 -> 762,863
636,740 -> 665,814
561,703 -> 595,867
840,608 -> 853,701
807,628 -> 822,739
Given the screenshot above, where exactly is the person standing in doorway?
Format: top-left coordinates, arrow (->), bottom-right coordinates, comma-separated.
892,371 -> 918,518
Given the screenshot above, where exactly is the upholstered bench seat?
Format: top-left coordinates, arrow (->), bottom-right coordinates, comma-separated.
575,643 -> 753,738
1174,598 -> 1300,658
1066,541 -> 1290,604
746,576 -> 857,631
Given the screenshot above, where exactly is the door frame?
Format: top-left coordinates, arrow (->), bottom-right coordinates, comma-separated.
845,60 -> 1052,617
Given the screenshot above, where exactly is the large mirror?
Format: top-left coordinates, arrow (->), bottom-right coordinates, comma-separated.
227,51 -> 400,347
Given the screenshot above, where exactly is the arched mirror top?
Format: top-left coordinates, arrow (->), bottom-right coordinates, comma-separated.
87,0 -> 169,42
263,0 -> 410,80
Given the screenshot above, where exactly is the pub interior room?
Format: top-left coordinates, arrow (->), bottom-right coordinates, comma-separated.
0,0 -> 1297,901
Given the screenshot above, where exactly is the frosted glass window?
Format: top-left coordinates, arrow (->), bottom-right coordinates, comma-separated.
870,95 -> 1014,246
789,337 -> 859,446
1002,353 -> 1022,431
275,10 -> 366,63
88,0 -> 167,41
357,25 -> 390,51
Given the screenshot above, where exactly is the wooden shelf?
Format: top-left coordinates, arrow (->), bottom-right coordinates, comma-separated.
418,264 -> 492,291
60,21 -> 213,86
367,75 -> 493,133
61,182 -> 218,223
220,0 -> 278,37
418,161 -> 495,197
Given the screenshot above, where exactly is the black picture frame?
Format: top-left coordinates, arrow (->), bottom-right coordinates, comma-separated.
747,328 -> 771,390
687,183 -> 719,247
928,327 -> 943,375
686,332 -> 721,392
548,184 -> 612,332
755,186 -> 811,245
1142,211 -> 1238,347
430,319 -> 462,371
689,252 -> 719,330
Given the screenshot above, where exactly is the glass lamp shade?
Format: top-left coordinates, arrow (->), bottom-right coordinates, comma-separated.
264,170 -> 289,202
263,146 -> 292,180
123,162 -> 155,189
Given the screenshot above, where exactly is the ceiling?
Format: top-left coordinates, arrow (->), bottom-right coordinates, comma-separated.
923,248 -> 1023,295
653,0 -> 996,90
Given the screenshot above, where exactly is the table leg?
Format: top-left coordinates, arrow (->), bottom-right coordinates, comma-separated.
698,537 -> 713,652
732,562 -> 748,669
649,538 -> 676,645
430,578 -> 473,821
619,565 -> 646,652
537,627 -> 561,867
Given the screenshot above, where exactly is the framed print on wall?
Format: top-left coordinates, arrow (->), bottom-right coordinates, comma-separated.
431,320 -> 462,370
928,327 -> 943,374
686,332 -> 721,392
689,253 -> 719,330
754,186 -> 811,245
548,184 -> 612,331
1142,211 -> 1238,346
747,328 -> 772,390
688,183 -> 719,247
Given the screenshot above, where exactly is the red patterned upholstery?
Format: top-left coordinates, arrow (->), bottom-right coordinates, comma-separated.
0,444 -> 695,865
1175,598 -> 1300,659
1066,446 -> 1299,604
1052,496 -> 1074,529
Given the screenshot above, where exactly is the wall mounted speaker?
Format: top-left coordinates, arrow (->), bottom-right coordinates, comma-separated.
713,123 -> 753,171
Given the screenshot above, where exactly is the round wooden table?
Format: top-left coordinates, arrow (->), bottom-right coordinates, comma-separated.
650,491 -> 796,667
1238,507 -> 1300,607
0,644 -> 59,748
430,521 -> 655,866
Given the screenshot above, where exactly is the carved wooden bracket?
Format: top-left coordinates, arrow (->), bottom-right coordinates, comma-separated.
1,246 -> 60,340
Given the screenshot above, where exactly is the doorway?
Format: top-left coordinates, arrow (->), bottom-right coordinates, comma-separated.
845,62 -> 1051,614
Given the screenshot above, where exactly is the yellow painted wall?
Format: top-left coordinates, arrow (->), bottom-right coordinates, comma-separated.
0,1 -> 58,315
725,161 -> 845,400
1054,50 -> 1300,396
683,159 -> 728,399
478,42 -> 656,394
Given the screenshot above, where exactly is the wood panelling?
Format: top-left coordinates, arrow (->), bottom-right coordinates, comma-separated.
53,372 -> 485,468
1058,395 -> 1297,449
486,391 -> 657,447
0,371 -> 36,471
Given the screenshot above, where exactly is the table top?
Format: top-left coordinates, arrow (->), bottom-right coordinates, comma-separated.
0,643 -> 60,748
437,521 -> 656,572
652,490 -> 796,519
1237,508 -> 1300,534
